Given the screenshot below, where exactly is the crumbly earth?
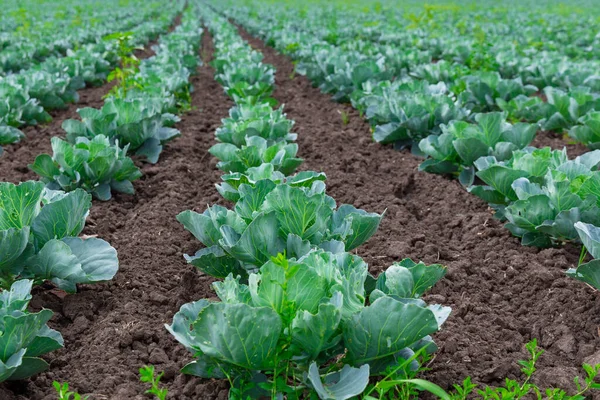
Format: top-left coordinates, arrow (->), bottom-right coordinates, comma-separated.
1,23 -> 599,400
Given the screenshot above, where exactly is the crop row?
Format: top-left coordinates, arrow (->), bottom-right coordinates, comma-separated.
0,4 -> 203,383
0,1 -> 187,154
161,6 -> 453,399
220,3 -> 600,141
0,0 -> 175,76
212,1 -> 600,293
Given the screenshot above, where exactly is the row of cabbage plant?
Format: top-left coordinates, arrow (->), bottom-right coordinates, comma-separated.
0,1 -> 186,155
0,4 -> 203,385
166,8 -> 451,399
28,5 -> 204,201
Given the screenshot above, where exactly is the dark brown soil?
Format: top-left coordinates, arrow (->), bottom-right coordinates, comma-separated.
237,27 -> 600,394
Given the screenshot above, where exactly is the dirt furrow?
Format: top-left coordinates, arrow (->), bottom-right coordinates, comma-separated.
236,26 -> 600,391
2,32 -> 230,400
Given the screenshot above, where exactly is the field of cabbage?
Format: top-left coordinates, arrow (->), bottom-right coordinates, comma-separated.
1,0 -> 600,399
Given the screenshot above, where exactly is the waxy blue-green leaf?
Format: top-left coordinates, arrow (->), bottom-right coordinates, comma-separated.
165,299 -> 211,351
476,165 -> 530,202
331,205 -> 383,251
0,280 -> 63,382
191,302 -> 281,370
567,260 -> 600,291
31,189 -> 90,249
575,222 -> 600,259
60,237 -> 119,286
221,211 -> 285,267
343,296 -> 439,365
185,246 -> 245,279
0,228 -> 30,274
308,363 -> 370,400
291,294 -> 343,359
0,181 -> 44,230
261,184 -> 332,244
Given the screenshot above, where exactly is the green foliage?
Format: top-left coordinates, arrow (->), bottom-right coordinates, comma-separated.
139,365 -> 168,400
0,0 -> 184,141
177,179 -> 383,279
215,103 -> 296,147
0,126 -> 24,155
0,181 -> 118,291
53,381 -> 88,400
30,135 -> 142,201
216,164 -> 325,202
104,32 -> 142,99
570,112 -> 600,150
0,81 -> 51,128
567,222 -> 600,290
354,80 -> 468,148
471,148 -> 600,246
419,112 -> 538,186
0,280 -> 63,382
453,72 -> 537,113
172,6 -> 453,400
339,109 -> 350,125
210,137 -> 303,175
208,12 -> 276,105
447,339 -> 600,400
167,250 -> 449,398
62,98 -> 180,164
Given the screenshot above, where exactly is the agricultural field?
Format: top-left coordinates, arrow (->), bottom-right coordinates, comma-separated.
1,0 -> 600,398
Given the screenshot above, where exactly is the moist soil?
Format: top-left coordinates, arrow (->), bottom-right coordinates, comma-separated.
1,25 -> 599,400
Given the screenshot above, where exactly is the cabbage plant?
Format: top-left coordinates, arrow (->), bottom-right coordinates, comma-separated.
8,70 -> 84,111
472,148 -> 600,247
0,81 -> 51,128
177,181 -> 382,278
209,14 -> 275,105
167,249 -> 450,399
30,135 -> 142,201
453,71 -> 537,113
217,64 -> 275,104
61,97 -> 180,164
0,181 -> 119,291
569,112 -> 600,150
216,163 -> 326,202
356,80 -> 469,148
209,137 -> 303,175
215,103 -> 296,147
419,112 -> 537,186
0,126 -> 24,155
0,279 -> 63,382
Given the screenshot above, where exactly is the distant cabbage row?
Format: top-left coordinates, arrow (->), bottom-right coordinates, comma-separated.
214,0 -> 600,292
0,0 -> 185,154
